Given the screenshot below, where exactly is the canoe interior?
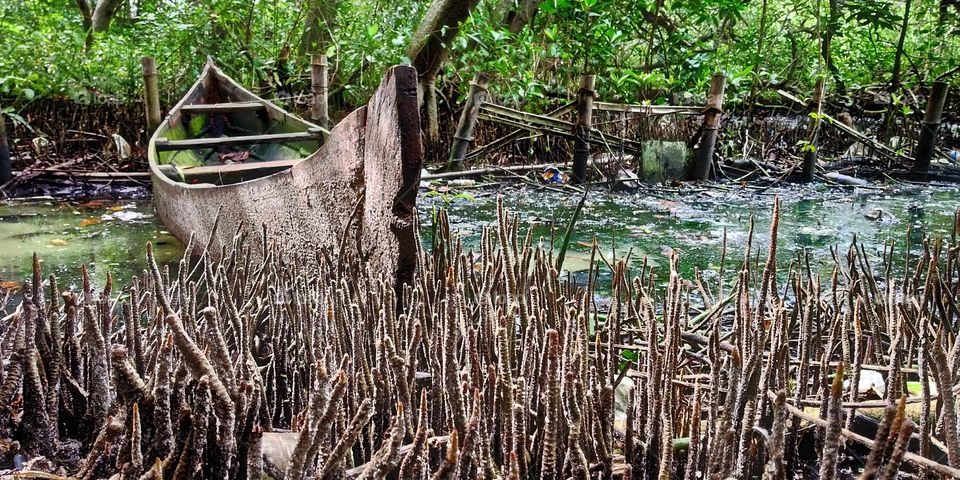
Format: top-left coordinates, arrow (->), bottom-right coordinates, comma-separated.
154,64 -> 322,186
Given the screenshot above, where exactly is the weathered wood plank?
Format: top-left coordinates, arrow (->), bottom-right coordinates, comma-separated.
155,131 -> 321,151
159,159 -> 301,177
180,101 -> 266,114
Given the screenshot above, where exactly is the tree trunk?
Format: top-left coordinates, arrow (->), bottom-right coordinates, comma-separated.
891,0 -> 912,90
748,0 -> 769,104
821,0 -> 845,94
76,0 -> 94,48
939,0 -> 953,29
644,0 -> 665,73
91,0 -> 122,32
0,104 -> 11,185
406,0 -> 481,157
77,0 -> 93,31
500,0 -> 542,34
299,0 -> 337,55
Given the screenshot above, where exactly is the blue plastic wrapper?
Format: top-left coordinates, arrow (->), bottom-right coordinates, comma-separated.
541,167 -> 567,184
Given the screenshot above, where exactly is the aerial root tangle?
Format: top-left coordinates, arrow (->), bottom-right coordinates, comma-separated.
0,200 -> 959,479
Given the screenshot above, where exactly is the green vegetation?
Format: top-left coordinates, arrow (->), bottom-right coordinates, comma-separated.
1,0 -> 958,111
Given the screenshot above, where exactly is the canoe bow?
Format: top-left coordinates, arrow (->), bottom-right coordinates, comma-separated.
149,64 -> 422,287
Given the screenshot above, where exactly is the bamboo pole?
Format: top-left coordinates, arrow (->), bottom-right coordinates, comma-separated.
0,102 -> 10,185
465,102 -> 576,162
311,54 -> 329,128
911,80 -> 949,180
448,73 -> 490,169
692,74 -> 726,180
477,103 -> 643,152
802,78 -> 826,183
141,57 -> 161,134
593,102 -> 702,115
572,74 -> 596,184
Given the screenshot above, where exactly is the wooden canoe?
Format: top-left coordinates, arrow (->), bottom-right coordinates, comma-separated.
148,61 -> 422,285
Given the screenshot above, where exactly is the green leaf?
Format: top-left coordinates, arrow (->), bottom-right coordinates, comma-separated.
544,26 -> 557,41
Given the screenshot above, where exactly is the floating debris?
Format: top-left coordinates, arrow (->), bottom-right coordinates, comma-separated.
99,209 -> 151,223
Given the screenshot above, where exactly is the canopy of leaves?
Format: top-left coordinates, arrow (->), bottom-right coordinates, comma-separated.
0,0 -> 958,110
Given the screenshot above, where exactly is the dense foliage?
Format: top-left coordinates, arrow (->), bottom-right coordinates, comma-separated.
1,0 -> 958,112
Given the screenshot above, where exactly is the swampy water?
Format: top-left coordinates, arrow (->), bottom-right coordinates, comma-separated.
0,200 -> 182,292
0,183 -> 958,299
422,182 -> 959,289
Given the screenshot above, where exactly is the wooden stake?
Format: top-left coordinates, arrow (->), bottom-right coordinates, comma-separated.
311,54 -> 329,128
802,78 -> 826,183
0,102 -> 10,185
447,73 -> 490,170
911,80 -> 949,180
692,74 -> 726,181
141,57 -> 161,134
572,74 -> 596,184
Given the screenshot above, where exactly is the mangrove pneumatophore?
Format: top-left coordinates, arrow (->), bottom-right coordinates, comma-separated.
0,200 -> 959,479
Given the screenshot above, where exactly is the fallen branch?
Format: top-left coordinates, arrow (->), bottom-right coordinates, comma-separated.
422,158 -> 620,182
769,390 -> 960,478
3,157 -> 88,189
342,435 -> 449,478
777,90 -> 905,164
798,395 -> 937,408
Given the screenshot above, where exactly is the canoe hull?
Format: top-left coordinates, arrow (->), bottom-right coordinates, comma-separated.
150,65 -> 422,286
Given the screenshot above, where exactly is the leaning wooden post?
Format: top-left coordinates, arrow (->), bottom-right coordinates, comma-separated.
0,102 -> 10,185
448,73 -> 490,170
911,80 -> 949,180
691,73 -> 726,180
802,77 -> 826,183
572,74 -> 596,184
311,54 -> 329,128
141,57 -> 161,134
